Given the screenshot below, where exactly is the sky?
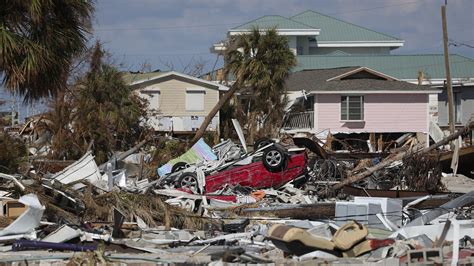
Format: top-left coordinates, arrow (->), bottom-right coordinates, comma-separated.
1,0 -> 473,117
93,0 -> 474,75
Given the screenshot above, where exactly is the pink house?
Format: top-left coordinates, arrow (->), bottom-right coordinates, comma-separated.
284,67 -> 441,148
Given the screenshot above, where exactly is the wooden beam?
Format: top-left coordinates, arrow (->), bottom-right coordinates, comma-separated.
442,5 -> 455,134
327,120 -> 474,194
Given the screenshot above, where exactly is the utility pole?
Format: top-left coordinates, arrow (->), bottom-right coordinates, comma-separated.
441,2 -> 455,134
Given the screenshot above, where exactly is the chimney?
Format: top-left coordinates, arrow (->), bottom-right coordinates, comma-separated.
216,69 -> 223,82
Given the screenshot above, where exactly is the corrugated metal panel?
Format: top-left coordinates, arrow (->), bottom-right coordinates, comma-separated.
203,54 -> 474,81
296,54 -> 474,79
291,10 -> 401,42
232,15 -> 315,30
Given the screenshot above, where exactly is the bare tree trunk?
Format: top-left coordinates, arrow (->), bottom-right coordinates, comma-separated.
325,120 -> 474,195
191,83 -> 239,145
248,111 -> 257,144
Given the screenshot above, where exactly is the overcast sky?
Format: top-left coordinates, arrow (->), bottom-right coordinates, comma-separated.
93,0 -> 473,74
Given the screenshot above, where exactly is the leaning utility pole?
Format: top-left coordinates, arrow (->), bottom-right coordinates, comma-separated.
442,2 -> 455,134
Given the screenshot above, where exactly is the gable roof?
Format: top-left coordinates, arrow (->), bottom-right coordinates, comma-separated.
286,68 -> 438,93
122,71 -> 166,85
327,67 -> 398,81
291,10 -> 402,43
286,67 -> 359,86
125,71 -> 229,91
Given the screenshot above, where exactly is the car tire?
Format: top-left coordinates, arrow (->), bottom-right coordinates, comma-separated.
262,146 -> 287,172
254,137 -> 274,151
171,162 -> 190,173
177,172 -> 199,193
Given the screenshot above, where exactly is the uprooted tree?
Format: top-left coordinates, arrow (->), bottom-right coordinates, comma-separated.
191,28 -> 296,145
46,42 -> 152,163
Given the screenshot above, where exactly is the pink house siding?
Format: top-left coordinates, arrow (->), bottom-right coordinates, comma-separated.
316,94 -> 428,133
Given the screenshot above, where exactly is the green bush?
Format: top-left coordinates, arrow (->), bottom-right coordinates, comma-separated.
0,133 -> 27,174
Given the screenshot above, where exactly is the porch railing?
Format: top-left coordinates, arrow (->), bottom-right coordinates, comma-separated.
283,111 -> 314,130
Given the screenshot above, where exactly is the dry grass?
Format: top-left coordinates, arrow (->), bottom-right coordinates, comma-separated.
22,179 -> 220,230
83,190 -> 220,230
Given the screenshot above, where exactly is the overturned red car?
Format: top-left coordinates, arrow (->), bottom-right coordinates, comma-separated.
161,143 -> 308,194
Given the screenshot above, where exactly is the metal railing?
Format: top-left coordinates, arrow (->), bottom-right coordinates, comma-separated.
283,111 -> 314,129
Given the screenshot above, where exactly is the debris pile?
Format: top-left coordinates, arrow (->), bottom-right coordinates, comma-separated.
0,120 -> 472,264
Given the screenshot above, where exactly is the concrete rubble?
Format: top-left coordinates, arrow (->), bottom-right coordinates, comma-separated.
0,121 -> 472,265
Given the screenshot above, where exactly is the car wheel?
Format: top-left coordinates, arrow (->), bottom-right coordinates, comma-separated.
254,137 -> 274,151
171,162 -> 190,173
263,146 -> 287,172
177,172 -> 199,193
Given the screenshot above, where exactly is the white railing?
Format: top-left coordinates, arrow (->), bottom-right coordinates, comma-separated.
283,111 -> 314,129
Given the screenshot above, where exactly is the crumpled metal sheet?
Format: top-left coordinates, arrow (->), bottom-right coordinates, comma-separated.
0,194 -> 45,237
42,225 -> 82,243
49,151 -> 102,184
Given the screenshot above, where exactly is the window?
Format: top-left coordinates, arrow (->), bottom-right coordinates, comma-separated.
304,95 -> 314,111
141,91 -> 160,109
341,96 -> 364,121
297,46 -> 304,55
186,90 -> 205,111
454,92 -> 462,124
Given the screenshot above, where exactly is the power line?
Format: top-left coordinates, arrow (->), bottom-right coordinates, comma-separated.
94,23 -> 240,32
94,0 -> 429,32
449,39 -> 474,49
119,52 -> 211,57
325,0 -> 427,16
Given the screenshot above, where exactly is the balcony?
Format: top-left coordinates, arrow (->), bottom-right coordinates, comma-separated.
283,111 -> 314,130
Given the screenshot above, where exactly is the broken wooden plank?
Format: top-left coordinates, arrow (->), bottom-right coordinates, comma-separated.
328,120 -> 474,194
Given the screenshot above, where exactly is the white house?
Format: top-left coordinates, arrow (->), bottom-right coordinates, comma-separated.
125,71 -> 228,134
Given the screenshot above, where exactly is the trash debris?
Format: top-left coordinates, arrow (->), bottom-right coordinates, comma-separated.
0,194 -> 44,238
0,119 -> 472,264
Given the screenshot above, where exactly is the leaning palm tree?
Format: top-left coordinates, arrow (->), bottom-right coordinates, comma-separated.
191,28 -> 296,144
0,0 -> 94,102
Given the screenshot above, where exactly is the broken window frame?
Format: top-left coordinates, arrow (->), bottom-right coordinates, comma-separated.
341,95 -> 364,121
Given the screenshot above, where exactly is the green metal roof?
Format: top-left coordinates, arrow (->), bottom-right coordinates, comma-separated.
291,10 -> 402,42
200,54 -> 474,81
231,10 -> 402,43
231,15 -> 314,30
295,54 -> 474,80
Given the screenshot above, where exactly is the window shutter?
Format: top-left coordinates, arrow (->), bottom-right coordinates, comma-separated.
186,90 -> 205,111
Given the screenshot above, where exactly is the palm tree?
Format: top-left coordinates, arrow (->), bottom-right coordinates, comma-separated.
0,0 -> 94,102
191,28 -> 296,144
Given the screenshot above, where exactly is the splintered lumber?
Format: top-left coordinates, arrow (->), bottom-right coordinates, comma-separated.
406,190 -> 474,226
328,120 -> 474,193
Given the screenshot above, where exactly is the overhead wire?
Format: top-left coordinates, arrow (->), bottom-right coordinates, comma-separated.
449,39 -> 474,49
94,0 -> 430,32
95,0 -> 473,71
